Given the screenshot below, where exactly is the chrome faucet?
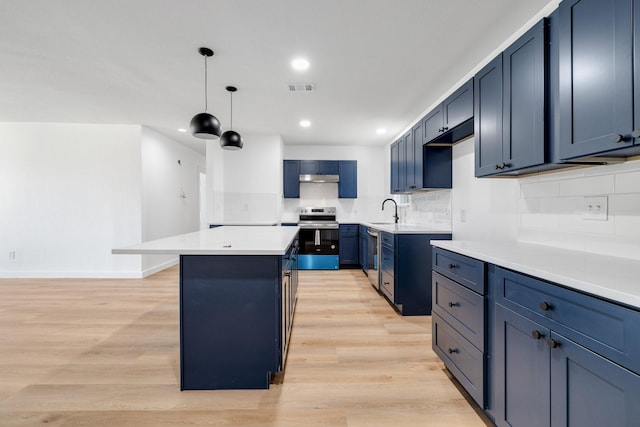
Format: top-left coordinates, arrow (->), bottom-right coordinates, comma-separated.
381,198 -> 399,224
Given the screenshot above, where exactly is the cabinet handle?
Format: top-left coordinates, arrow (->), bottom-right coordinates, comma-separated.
448,263 -> 457,269
539,301 -> 553,311
447,348 -> 458,354
383,281 -> 390,285
611,134 -> 624,143
442,126 -> 449,132
284,272 -> 291,277
632,129 -> 640,139
438,127 -> 444,133
531,330 -> 544,340
448,301 -> 459,308
546,338 -> 560,349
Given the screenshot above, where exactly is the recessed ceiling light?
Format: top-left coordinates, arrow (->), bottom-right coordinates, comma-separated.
376,128 -> 387,135
291,57 -> 310,71
177,128 -> 187,133
299,120 -> 311,128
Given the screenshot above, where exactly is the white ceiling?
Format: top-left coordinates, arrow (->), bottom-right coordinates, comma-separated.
0,0 -> 553,154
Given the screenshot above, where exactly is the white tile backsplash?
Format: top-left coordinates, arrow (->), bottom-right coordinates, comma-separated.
516,158 -> 640,260
558,174 -> 615,196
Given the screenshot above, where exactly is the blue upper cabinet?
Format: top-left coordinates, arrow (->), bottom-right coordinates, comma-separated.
338,160 -> 357,198
423,106 -> 443,144
502,19 -> 546,171
300,160 -> 339,175
424,79 -> 474,145
475,19 -> 547,177
559,0 -> 636,159
390,139 -> 401,194
283,160 -> 300,198
475,55 -> 504,177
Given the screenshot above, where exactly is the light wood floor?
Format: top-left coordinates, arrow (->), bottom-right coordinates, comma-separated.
0,267 -> 489,426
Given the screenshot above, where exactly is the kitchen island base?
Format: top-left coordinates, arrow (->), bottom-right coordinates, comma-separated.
180,251 -> 297,390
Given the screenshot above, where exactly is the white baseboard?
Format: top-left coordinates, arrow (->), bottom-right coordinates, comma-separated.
0,258 -> 179,279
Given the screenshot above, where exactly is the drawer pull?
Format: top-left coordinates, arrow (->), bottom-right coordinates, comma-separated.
383,281 -> 390,285
546,338 -> 561,349
531,330 -> 544,340
447,348 -> 459,354
448,263 -> 457,269
539,301 -> 553,311
448,301 -> 459,308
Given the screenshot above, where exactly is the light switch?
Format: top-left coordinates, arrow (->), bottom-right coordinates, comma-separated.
583,196 -> 608,221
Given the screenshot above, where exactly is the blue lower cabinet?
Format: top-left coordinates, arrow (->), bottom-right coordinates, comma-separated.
489,265 -> 640,427
339,224 -> 359,266
380,233 -> 451,315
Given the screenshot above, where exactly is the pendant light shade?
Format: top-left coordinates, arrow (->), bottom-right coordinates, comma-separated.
220,86 -> 243,150
190,47 -> 221,140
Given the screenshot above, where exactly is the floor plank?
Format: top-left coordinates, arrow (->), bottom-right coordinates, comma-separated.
0,267 -> 489,426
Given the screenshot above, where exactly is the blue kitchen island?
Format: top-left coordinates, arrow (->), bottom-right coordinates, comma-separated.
113,226 -> 299,390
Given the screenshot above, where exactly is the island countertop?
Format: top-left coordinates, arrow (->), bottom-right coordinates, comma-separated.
113,226 -> 299,256
430,240 -> 640,309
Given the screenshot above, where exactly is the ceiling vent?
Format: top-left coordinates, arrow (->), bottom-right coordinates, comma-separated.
288,83 -> 315,92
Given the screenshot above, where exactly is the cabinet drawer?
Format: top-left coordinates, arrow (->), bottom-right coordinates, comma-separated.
433,248 -> 486,294
432,312 -> 485,407
380,245 -> 394,275
380,231 -> 394,249
340,224 -> 358,234
380,269 -> 394,302
432,272 -> 485,351
494,266 -> 640,375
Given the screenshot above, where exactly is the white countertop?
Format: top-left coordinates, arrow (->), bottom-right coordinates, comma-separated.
431,240 -> 640,309
358,221 -> 452,235
113,226 -> 299,256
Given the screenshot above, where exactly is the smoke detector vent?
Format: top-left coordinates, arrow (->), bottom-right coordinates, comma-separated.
288,83 -> 315,92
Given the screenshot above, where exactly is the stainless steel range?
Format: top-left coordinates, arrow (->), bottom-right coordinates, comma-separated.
297,207 -> 339,270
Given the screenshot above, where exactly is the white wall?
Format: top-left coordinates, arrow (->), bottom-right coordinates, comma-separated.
0,123 -> 143,277
141,127 -> 205,275
283,144 -> 388,223
206,133 -> 283,225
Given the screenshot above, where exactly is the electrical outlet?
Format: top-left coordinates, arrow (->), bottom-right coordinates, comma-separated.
460,209 -> 467,223
583,196 -> 608,221
8,251 -> 15,260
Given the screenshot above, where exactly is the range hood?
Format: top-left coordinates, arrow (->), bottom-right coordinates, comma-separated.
299,174 -> 340,183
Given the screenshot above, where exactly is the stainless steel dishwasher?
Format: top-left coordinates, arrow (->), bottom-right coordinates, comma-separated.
366,227 -> 379,290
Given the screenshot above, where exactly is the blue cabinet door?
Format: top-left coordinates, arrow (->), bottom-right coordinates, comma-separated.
300,160 -> 339,175
502,18 -> 546,172
338,224 -> 359,265
550,331 -> 640,427
283,160 -> 300,198
493,304 -> 551,427
390,139 -> 402,194
338,160 -> 357,198
423,105 -> 443,143
409,121 -> 423,190
474,55 -> 504,177
317,160 -> 339,175
559,0 -> 634,159
443,78 -> 474,131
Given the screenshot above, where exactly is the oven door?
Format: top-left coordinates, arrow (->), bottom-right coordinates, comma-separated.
297,227 -> 339,270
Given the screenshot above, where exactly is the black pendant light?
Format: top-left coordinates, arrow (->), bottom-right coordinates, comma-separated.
190,47 -> 221,139
220,86 -> 243,150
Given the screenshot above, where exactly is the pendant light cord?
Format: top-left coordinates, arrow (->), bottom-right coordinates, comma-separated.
203,55 -> 208,112
229,91 -> 233,129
